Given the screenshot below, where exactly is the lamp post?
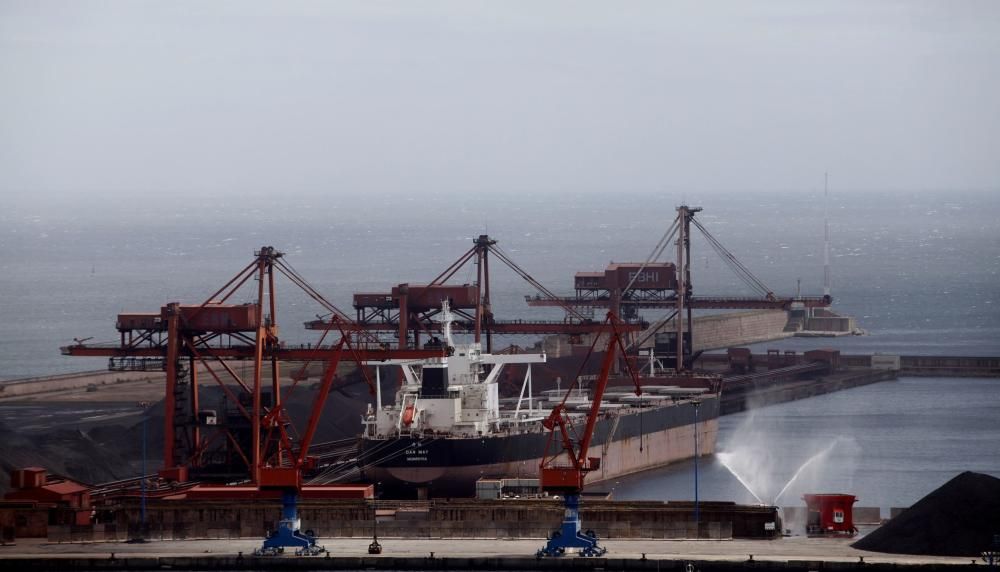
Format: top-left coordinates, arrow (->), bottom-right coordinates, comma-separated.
133,401 -> 150,542
693,400 -> 700,534
369,482 -> 382,554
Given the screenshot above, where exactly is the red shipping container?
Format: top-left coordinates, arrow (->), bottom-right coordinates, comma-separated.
390,284 -> 479,311
574,263 -> 677,291
116,313 -> 164,331
170,304 -> 260,332
607,263 -> 677,290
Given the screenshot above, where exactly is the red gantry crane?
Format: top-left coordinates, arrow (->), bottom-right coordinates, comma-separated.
536,312 -> 643,558
62,246 -> 442,485
306,235 -> 648,352
526,205 -> 832,370
61,246 -> 445,554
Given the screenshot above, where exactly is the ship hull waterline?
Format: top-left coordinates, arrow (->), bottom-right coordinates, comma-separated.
360,397 -> 720,496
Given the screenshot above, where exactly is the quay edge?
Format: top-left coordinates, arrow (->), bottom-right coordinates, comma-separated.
0,553 -> 977,572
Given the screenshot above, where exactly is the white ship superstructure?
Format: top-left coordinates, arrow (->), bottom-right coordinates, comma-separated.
363,301 -> 546,439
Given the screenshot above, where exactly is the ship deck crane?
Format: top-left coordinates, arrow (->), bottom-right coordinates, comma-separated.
536,312 -> 642,558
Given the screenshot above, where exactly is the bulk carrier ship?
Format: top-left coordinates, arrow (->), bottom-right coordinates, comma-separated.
358,302 -> 721,496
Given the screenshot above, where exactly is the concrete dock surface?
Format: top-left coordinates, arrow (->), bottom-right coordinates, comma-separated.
0,536 -> 979,570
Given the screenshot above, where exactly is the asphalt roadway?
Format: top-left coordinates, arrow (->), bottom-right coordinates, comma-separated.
0,536 -> 975,567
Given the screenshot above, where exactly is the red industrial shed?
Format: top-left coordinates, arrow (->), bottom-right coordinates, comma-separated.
4,468 -> 92,526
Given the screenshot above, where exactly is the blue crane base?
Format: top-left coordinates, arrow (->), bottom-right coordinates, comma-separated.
537,494 -> 607,558
255,490 -> 326,556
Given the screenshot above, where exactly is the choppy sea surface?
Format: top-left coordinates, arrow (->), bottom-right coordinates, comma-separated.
2,189 -> 998,506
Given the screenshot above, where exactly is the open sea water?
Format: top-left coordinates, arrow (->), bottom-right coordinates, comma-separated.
613,376 -> 1000,510
1,189 -> 998,506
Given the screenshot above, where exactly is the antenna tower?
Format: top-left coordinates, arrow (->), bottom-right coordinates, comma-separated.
823,172 -> 831,298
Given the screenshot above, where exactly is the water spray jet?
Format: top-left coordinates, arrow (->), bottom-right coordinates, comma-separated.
773,437 -> 846,504
716,451 -> 766,505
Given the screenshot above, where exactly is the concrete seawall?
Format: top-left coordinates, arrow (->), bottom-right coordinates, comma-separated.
645,310 -> 793,352
838,354 -> 1000,378
692,310 -> 794,351
897,355 -> 1000,377
702,353 -> 1000,379
39,499 -> 778,543
719,369 -> 897,416
0,370 -> 164,399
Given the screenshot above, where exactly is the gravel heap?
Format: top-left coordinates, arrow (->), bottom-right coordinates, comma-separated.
853,471 -> 1000,556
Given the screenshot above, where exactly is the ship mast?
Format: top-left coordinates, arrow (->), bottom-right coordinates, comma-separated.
441,299 -> 456,348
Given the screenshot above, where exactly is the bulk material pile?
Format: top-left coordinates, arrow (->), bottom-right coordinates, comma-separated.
853,471 -> 1000,556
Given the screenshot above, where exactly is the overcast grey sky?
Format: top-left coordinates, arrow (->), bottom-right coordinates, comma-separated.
1,1 -> 998,199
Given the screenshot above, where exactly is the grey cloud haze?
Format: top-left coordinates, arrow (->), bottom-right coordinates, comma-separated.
1,1 -> 998,199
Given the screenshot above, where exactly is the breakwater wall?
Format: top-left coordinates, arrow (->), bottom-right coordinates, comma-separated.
552,311 -> 794,358
718,369 -> 897,416
0,370 -> 163,399
896,355 -> 1000,377
702,353 -> 1000,378
835,354 -> 1000,377
41,499 -> 777,542
648,310 -> 792,352
722,369 -> 897,415
689,310 -> 793,351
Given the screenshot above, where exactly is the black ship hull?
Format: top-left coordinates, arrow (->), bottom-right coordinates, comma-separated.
359,395 -> 720,496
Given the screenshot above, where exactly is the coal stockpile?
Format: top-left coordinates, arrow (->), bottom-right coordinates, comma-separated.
852,471 -> 1000,556
0,421 -> 134,495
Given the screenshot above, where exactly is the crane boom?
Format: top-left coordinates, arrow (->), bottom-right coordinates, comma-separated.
536,312 -> 642,558
540,313 -> 641,490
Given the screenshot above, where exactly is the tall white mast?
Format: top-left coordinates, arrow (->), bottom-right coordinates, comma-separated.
823,172 -> 831,298
441,299 -> 455,347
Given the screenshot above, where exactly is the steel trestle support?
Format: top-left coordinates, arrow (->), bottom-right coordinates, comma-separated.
255,490 -> 326,556
537,494 -> 606,558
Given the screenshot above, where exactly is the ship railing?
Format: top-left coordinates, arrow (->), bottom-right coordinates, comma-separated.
108,357 -> 167,372
393,500 -> 432,510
